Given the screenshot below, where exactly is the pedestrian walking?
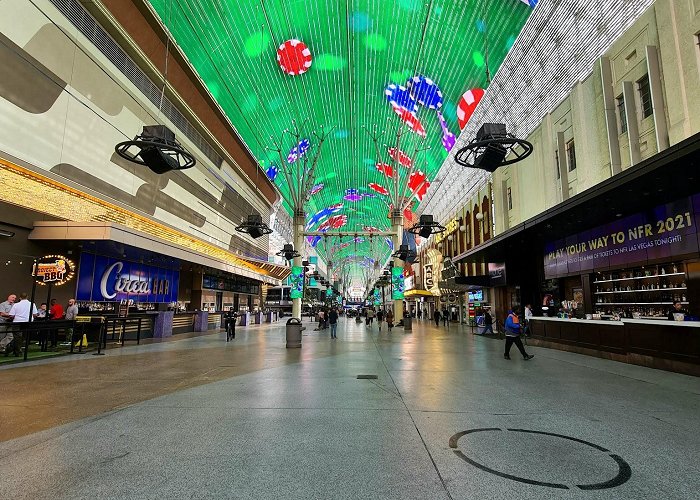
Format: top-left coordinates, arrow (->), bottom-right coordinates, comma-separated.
328,308 -> 338,339
481,309 -> 494,335
386,309 -> 394,332
442,307 -> 449,327
224,307 -> 237,341
504,307 -> 534,360
433,309 -> 441,327
367,307 -> 375,327
376,309 -> 384,331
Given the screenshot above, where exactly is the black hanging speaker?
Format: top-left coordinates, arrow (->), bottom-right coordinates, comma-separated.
407,214 -> 446,238
115,125 -> 196,174
454,123 -> 533,172
236,214 -> 273,239
275,243 -> 300,261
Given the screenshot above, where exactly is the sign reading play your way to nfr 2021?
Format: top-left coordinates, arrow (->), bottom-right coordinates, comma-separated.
544,195 -> 700,279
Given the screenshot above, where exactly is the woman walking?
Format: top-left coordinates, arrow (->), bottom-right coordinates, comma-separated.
376,308 -> 384,331
386,309 -> 394,332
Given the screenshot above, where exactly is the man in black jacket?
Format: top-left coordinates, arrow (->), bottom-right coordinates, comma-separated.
328,308 -> 339,339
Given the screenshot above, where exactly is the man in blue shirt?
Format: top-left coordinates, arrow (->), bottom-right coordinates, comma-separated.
504,307 -> 534,361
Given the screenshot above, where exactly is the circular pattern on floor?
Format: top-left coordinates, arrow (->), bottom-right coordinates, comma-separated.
448,428 -> 631,490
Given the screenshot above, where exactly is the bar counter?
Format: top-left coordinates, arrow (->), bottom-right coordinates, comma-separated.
529,317 -> 700,376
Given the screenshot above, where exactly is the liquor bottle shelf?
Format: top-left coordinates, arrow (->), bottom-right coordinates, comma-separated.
594,287 -> 687,294
593,272 -> 685,284
595,302 -> 689,306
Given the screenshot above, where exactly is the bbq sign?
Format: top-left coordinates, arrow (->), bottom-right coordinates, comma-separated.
34,255 -> 75,286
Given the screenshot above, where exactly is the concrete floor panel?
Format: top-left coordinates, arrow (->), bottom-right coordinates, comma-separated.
1,319 -> 699,499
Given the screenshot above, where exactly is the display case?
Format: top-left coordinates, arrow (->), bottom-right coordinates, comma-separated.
593,262 -> 688,318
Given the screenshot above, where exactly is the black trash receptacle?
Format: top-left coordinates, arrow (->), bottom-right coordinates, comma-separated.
285,317 -> 305,348
403,317 -> 412,331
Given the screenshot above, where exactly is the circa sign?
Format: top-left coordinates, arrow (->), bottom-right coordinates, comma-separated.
77,253 -> 179,303
99,262 -> 170,299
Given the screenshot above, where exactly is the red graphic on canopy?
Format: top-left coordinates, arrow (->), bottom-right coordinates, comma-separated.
376,162 -> 393,177
318,214 -> 347,231
456,88 -> 485,130
277,39 -> 313,76
368,183 -> 389,196
387,147 -> 413,167
391,105 -> 426,137
408,170 -> 430,201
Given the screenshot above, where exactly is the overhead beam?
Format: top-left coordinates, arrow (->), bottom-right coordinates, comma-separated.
302,231 -> 396,237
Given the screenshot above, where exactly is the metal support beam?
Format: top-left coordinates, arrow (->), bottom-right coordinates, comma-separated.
302,231 -> 396,237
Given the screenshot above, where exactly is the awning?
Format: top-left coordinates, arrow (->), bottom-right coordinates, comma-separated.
453,132 -> 700,265
29,221 -> 289,285
404,289 -> 436,298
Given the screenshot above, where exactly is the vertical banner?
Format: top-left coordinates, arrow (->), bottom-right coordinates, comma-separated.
391,267 -> 405,300
289,266 -> 305,299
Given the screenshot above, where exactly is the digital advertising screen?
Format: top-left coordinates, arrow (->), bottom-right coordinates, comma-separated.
289,266 -> 304,299
391,267 -> 405,300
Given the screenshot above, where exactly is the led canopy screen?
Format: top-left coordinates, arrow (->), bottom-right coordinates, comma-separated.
147,0 -> 534,286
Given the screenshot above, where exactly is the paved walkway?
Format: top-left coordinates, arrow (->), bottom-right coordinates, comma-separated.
1,318 -> 699,499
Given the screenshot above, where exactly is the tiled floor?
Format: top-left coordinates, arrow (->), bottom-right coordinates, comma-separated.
1,318 -> 699,499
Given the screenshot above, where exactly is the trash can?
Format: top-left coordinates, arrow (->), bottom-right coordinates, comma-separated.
285,317 -> 305,348
403,317 -> 412,331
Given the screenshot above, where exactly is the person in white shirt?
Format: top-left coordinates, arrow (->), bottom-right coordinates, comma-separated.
7,293 -> 37,357
0,294 -> 17,354
9,292 -> 38,323
524,304 -> 534,336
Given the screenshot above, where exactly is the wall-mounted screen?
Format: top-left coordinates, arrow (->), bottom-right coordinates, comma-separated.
391,267 -> 404,300
289,266 -> 304,299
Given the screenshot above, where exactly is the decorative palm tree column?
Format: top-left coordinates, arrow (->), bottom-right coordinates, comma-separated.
391,208 -> 404,321
269,121 -> 331,320
367,126 -> 429,323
